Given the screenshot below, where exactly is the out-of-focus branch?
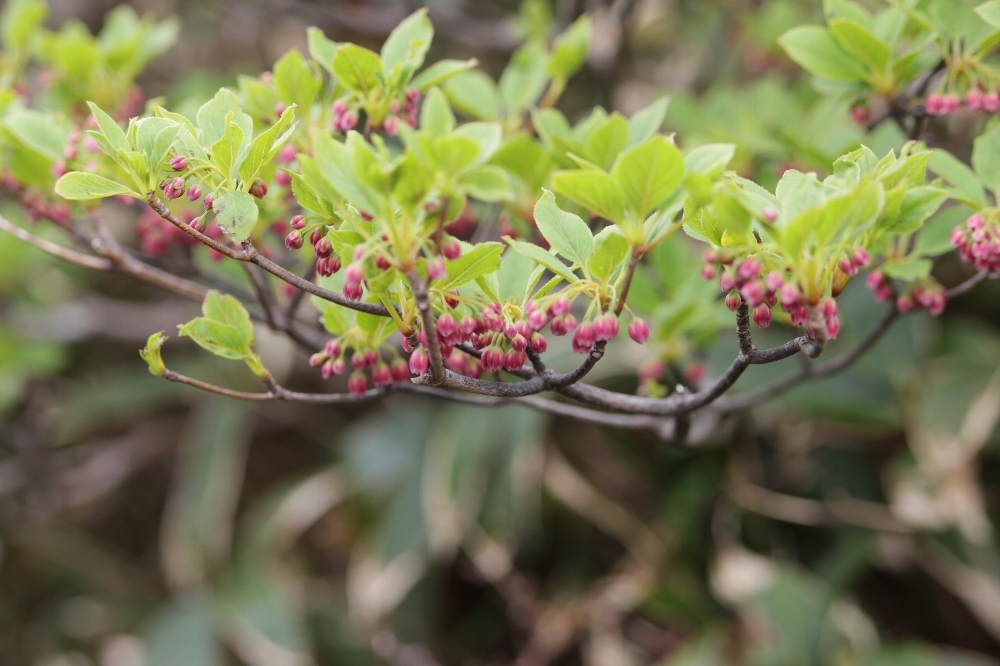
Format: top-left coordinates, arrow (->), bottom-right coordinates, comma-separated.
0,213 -> 112,271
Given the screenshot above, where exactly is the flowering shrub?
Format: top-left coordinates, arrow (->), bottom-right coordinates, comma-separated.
0,0 -> 997,437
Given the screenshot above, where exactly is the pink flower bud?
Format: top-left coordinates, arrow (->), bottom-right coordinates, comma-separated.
505,349 -> 526,371
761,206 -> 779,223
275,170 -> 292,187
51,161 -> 67,178
826,315 -> 840,339
317,256 -> 341,277
348,371 -> 368,395
850,104 -> 869,125
839,257 -> 858,276
406,87 -> 421,104
851,247 -> 870,268
967,89 -> 984,113
442,238 -> 461,260
290,215 -> 306,229
426,257 -> 446,281
383,116 -> 399,135
285,230 -> 303,250
341,110 -> 359,131
84,137 -> 101,153
343,283 -> 364,301
967,214 -> 986,231
63,145 -> 78,160
279,145 -> 297,163
736,258 -> 761,283
725,290 -> 742,312
372,362 -> 392,386
720,272 -> 736,292
701,264 -> 717,280
409,349 -> 430,375
984,92 -> 1000,114
823,298 -> 838,319
391,358 -> 410,382
572,322 -> 595,354
527,309 -> 548,331
752,304 -> 772,328
926,93 -> 945,116
593,315 -> 620,341
865,270 -> 885,290
530,332 -> 547,353
896,294 -> 914,313
627,318 -> 650,344
551,296 -> 571,316
314,237 -> 333,258
309,352 -> 328,367
249,179 -> 268,198
511,333 -> 528,352
943,94 -> 960,114
437,314 -> 457,339
204,194 -> 215,211
765,271 -> 784,293
170,155 -> 188,171
345,262 -> 364,285
740,281 -> 766,308
187,184 -> 202,202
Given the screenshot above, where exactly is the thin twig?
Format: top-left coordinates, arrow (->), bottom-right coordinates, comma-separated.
614,251 -> 642,316
0,214 -> 112,271
408,270 -> 445,385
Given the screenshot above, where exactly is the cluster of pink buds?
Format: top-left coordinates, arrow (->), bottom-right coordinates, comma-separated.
135,208 -> 212,256
926,88 -> 1000,116
699,248 -> 733,281
159,177 -> 186,201
951,212 -> 1000,272
311,339 -> 409,394
447,348 -> 484,378
717,257 -> 781,328
343,261 -> 365,301
571,315 -> 619,354
866,270 -> 894,303
547,296 -> 578,336
331,99 -> 360,134
837,247 -> 871,277
895,280 -> 946,316
248,179 -> 268,199
380,88 -> 421,135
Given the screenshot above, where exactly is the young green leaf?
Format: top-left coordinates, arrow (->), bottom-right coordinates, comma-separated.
420,87 -> 455,137
778,25 -> 867,82
929,149 -> 987,208
972,123 -> 1000,196
1,0 -> 48,52
211,113 -> 245,185
828,19 -> 890,74
588,226 -> 630,283
533,190 -> 593,266
212,191 -> 259,242
178,291 -> 256,361
380,8 -> 433,72
203,291 -> 255,343
551,170 -> 626,224
586,113 -> 629,171
412,58 -> 477,91
611,136 -> 685,219
443,70 -> 500,121
87,101 -> 130,154
977,0 -> 1000,29
239,105 -> 296,186
274,49 -> 321,110
626,96 -> 670,148
547,15 -> 591,82
307,27 -> 339,75
437,242 -> 504,291
55,172 -> 139,200
505,238 -> 580,284
139,331 -> 168,376
460,166 -> 512,202
333,44 -> 382,94
498,38 -> 549,116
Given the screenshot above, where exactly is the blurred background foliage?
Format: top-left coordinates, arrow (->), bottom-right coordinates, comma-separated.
3,0 -> 1000,665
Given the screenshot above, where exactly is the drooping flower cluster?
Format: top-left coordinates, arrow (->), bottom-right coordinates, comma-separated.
310,339 -> 410,395
866,271 -> 946,316
926,88 -> 1000,116
951,212 -> 1000,273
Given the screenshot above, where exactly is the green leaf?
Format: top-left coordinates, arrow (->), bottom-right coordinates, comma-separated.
211,113 -> 246,185
916,205 -> 972,257
588,226 -> 630,283
443,70 -> 500,121
1,0 -> 48,51
87,101 -> 129,154
143,597 -> 223,666
140,331 -> 168,376
420,87 -> 455,137
55,172 -> 139,200
333,43 -> 383,95
547,15 -> 591,81
381,8 -> 432,72
533,190 -> 594,266
552,170 -> 626,224
886,187 -> 947,233
438,242 -> 504,291
412,58 -> 477,90
929,149 -> 987,208
203,291 -> 255,343
977,0 -> 1000,28
4,108 -> 67,161
196,89 -> 251,148
307,27 -> 339,75
828,19 -> 890,73
627,96 -> 670,148
178,319 -> 249,360
881,257 -> 932,281
505,238 -> 579,284
322,303 -> 354,335
274,49 -> 320,110
212,191 -> 259,242
431,136 -> 480,174
685,143 -> 736,177
460,165 -> 512,202
498,38 -> 549,116
239,105 -> 296,186
612,135 -> 685,220
972,123 -> 1000,196
778,25 -> 867,82
586,113 -> 629,170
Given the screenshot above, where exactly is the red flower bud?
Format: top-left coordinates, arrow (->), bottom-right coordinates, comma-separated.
348,371 -> 368,396
285,230 -> 303,250
170,155 -> 188,171
627,318 -> 650,344
752,304 -> 772,328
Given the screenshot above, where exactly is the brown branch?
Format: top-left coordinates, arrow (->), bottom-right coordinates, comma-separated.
148,195 -> 390,317
407,270 -> 445,385
613,251 -> 642,316
0,213 -> 112,271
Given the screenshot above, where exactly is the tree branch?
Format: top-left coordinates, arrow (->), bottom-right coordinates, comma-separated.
407,270 -> 445,385
148,195 -> 390,317
0,213 -> 112,271
614,251 -> 642,316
